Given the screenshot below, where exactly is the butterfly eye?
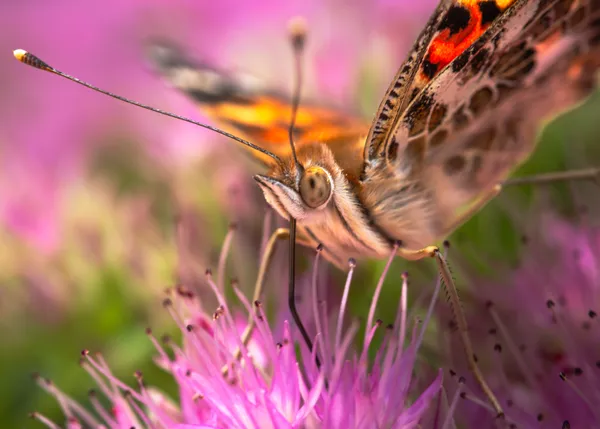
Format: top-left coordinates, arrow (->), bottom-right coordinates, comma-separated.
299,166 -> 332,209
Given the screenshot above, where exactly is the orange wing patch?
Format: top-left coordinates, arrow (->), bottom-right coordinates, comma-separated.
420,0 -> 517,82
147,42 -> 369,165
203,96 -> 369,165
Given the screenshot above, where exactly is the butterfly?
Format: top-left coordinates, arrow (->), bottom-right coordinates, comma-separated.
13,0 -> 600,418
147,0 -> 600,270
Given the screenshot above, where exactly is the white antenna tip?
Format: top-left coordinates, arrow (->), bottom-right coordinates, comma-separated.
13,49 -> 28,62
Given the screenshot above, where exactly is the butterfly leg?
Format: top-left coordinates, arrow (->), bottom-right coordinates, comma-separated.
397,245 -> 505,418
222,226 -> 314,375
502,167 -> 600,186
441,167 -> 600,239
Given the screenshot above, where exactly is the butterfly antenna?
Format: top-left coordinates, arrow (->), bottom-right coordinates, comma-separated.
285,18 -> 321,368
288,18 -> 306,173
12,49 -> 283,165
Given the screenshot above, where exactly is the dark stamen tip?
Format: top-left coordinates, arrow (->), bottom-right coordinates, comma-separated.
562,420 -> 571,429
443,240 -> 450,249
31,372 -> 40,380
176,285 -> 194,299
459,392 -> 467,399
162,298 -> 172,308
348,257 -> 356,268
145,327 -> 152,335
230,278 -> 239,287
537,413 -> 544,422
495,412 -> 505,420
186,324 -> 194,332
316,243 -> 324,252
161,334 -> 171,344
458,376 -> 466,384
559,372 -> 567,381
185,369 -> 192,377
589,310 -> 597,319
494,343 -> 502,352
81,349 -> 89,357
205,268 -> 212,276
574,367 -> 583,376
29,412 -> 39,419
485,300 -> 493,309
254,300 -> 262,307
228,221 -> 238,231
449,369 -> 457,377
401,271 -> 409,280
546,299 -> 555,309
134,370 -> 143,379
386,323 -> 394,330
88,389 -> 96,397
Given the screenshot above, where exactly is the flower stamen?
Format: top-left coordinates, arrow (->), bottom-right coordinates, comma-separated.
333,258 -> 355,359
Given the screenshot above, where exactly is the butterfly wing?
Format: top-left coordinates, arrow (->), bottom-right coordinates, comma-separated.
364,0 -> 454,162
147,43 -> 369,167
361,0 -> 600,248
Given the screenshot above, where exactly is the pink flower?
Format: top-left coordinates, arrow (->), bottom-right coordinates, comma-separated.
442,216 -> 600,428
32,248 -> 442,428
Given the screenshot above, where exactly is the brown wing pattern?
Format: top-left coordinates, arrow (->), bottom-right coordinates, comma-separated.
364,0 -> 454,164
360,0 -> 600,248
147,43 -> 369,167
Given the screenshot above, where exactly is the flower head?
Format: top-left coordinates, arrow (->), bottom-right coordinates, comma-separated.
32,245 -> 442,428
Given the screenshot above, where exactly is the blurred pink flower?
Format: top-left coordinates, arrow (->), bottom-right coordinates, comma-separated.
442,216 -> 600,428
1,0 -> 433,251
32,251 -> 442,428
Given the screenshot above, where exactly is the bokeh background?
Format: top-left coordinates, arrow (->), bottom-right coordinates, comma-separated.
1,1 -> 599,427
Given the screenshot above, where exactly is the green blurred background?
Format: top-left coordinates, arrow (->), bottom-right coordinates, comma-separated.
1,1 -> 599,427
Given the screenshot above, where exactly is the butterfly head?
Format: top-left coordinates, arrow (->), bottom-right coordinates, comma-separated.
254,144 -> 338,222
